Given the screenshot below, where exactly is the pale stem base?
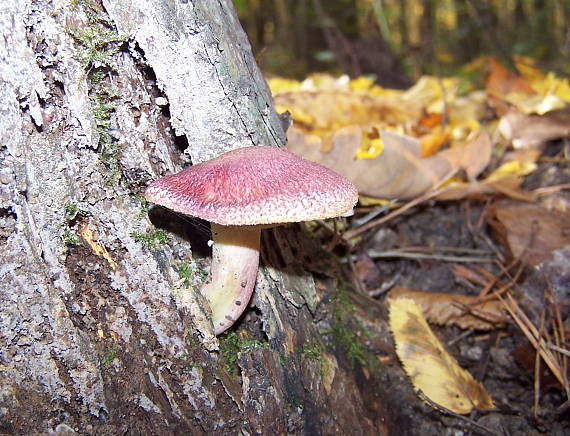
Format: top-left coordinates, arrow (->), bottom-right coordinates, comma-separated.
202,223 -> 261,335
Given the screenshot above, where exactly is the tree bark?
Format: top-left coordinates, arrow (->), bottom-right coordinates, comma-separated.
0,1 -> 393,434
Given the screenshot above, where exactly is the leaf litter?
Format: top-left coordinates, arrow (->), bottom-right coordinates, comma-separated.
268,57 -> 570,435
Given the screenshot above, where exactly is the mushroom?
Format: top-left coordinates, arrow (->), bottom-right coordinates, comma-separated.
145,145 -> 358,335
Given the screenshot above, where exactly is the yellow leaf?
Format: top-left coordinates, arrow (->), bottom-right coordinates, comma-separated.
419,125 -> 449,157
449,118 -> 481,143
79,221 -> 118,270
349,76 -> 375,92
505,92 -> 567,115
356,137 -> 384,159
487,159 -> 537,181
266,77 -> 302,94
302,73 -> 350,90
504,69 -> 570,115
357,196 -> 395,207
533,73 -> 570,99
402,76 -> 460,110
274,88 -> 416,138
356,127 -> 384,159
389,298 -> 494,414
514,55 -> 544,83
435,49 -> 454,64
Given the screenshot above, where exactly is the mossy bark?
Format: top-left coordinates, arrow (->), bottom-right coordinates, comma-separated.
0,1 -> 393,434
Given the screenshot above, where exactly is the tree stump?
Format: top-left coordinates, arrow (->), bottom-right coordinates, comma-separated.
0,1 -> 393,434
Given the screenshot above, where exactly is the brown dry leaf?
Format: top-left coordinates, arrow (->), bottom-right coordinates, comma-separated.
497,107 -> 570,149
289,127 -> 498,200
418,111 -> 444,130
354,251 -> 383,291
419,125 -> 449,157
488,200 -> 570,266
79,220 -> 118,270
435,174 -> 534,202
389,297 -> 495,414
288,126 -> 452,199
436,137 -> 539,201
440,130 -> 492,181
486,57 -> 535,114
389,287 -> 509,330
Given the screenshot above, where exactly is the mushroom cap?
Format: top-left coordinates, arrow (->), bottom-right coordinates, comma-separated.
145,146 -> 358,226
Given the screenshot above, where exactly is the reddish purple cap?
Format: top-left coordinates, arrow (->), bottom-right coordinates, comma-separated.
145,146 -> 358,226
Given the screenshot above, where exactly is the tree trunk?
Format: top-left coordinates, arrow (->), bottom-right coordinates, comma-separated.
0,1 -> 393,434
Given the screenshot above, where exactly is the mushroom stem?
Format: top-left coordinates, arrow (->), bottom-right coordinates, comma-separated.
202,223 -> 261,335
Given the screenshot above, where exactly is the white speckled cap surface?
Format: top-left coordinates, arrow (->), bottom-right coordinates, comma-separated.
145,146 -> 358,226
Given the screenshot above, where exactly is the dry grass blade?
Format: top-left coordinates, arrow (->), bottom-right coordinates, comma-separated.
364,248 -> 494,264
344,181 -> 454,241
552,288 -> 568,382
496,291 -> 570,402
547,343 -> 570,358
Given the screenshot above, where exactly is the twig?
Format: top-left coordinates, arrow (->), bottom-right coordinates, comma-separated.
349,200 -> 397,228
392,245 -> 492,255
343,184 -> 453,241
361,250 -> 494,264
447,329 -> 474,347
366,273 -> 401,297
533,183 -> 570,196
464,200 -> 505,263
549,281 -> 569,396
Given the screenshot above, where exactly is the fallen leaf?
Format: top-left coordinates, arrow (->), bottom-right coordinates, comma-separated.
418,111 -> 444,129
419,125 -> 449,157
435,174 -> 534,202
266,76 -> 302,93
435,141 -> 538,201
497,107 -> 570,148
488,200 -> 570,266
402,76 -> 461,111
389,287 -> 509,330
441,130 -> 492,181
389,297 -> 495,414
288,126 -> 452,199
273,87 -> 416,137
487,159 -> 537,181
506,57 -> 570,115
486,57 -> 535,114
79,220 -> 118,270
529,72 -> 570,103
505,92 -> 568,115
354,251 -> 383,291
513,55 -> 545,84
355,126 -> 384,159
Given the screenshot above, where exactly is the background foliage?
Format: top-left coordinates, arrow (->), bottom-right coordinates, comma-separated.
233,0 -> 569,85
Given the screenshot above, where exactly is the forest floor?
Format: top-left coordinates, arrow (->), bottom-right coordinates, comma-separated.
326,139 -> 569,436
